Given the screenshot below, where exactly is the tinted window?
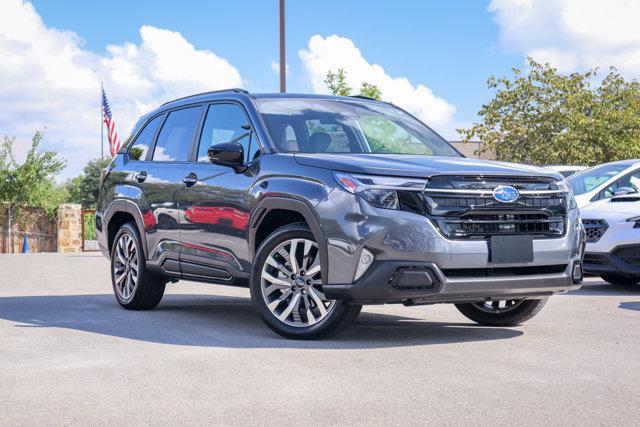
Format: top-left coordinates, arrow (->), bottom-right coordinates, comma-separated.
305,120 -> 352,153
129,115 -> 162,161
153,106 -> 203,162
197,104 -> 254,162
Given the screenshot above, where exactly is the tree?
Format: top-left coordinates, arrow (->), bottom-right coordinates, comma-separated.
0,132 -> 67,218
458,58 -> 640,165
64,157 -> 112,208
359,82 -> 382,100
324,69 -> 383,100
325,69 -> 352,96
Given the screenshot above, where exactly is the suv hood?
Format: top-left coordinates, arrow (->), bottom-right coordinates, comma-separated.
580,197 -> 640,220
294,153 -> 562,179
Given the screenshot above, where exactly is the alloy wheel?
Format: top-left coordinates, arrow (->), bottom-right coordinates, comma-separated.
472,299 -> 524,314
260,238 -> 335,327
113,233 -> 139,302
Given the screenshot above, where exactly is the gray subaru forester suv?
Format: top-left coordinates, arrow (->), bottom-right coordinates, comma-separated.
96,89 -> 584,339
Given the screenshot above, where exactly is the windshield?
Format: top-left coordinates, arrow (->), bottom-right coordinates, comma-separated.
255,98 -> 460,157
566,162 -> 634,195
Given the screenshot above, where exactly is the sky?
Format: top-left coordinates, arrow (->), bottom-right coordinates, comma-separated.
2,0 -> 640,178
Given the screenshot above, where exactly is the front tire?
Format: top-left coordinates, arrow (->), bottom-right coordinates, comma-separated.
110,223 -> 166,310
250,222 -> 361,339
601,274 -> 640,286
455,298 -> 548,326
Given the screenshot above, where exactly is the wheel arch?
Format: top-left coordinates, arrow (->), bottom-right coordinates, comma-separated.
249,197 -> 328,285
104,200 -> 149,259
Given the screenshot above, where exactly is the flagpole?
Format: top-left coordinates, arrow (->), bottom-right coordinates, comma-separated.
279,0 -> 286,93
100,82 -> 104,159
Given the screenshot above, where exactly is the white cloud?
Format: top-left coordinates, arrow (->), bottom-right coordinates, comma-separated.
269,60 -> 289,74
298,35 -> 456,136
489,0 -> 640,76
0,0 -> 243,178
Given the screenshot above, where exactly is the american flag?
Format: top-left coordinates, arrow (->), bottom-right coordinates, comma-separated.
102,88 -> 121,156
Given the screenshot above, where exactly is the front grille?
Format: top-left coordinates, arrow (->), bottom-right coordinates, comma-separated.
613,246 -> 640,266
403,175 -> 568,240
582,219 -> 608,243
436,211 -> 565,238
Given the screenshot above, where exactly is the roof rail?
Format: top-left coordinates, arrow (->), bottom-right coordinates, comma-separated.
161,88 -> 249,106
349,95 -> 379,101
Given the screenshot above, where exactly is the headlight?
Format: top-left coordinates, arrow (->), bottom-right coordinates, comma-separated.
556,179 -> 577,210
334,171 -> 426,210
627,216 -> 640,228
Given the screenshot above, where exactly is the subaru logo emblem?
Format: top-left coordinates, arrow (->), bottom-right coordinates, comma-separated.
493,185 -> 520,203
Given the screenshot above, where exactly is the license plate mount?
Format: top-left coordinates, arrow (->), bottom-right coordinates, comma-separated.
490,235 -> 534,264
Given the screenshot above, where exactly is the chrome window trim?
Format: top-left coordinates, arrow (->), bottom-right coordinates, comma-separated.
422,188 -> 568,195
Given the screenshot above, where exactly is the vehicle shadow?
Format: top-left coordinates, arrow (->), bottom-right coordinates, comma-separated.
619,301 -> 640,312
0,294 -> 522,349
565,282 -> 640,297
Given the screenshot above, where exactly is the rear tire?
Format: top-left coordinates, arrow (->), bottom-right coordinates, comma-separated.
601,274 -> 640,286
455,298 -> 548,326
110,223 -> 166,310
250,222 -> 361,340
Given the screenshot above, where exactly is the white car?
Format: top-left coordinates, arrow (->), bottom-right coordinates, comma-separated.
581,193 -> 640,286
544,165 -> 586,177
566,159 -> 640,208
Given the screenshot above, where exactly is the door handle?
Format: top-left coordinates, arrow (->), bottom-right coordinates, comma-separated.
135,170 -> 147,183
182,173 -> 198,187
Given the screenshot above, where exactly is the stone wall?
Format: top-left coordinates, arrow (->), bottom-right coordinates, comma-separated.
56,204 -> 82,253
0,203 -> 57,253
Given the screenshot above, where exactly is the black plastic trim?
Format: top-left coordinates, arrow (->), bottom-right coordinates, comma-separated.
249,196 -> 329,286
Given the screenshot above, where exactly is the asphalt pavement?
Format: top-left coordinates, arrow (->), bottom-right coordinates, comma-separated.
0,253 -> 638,425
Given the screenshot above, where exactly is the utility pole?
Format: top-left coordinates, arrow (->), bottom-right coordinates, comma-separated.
279,0 -> 286,93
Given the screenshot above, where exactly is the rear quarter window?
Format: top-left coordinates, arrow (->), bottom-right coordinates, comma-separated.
128,115 -> 163,161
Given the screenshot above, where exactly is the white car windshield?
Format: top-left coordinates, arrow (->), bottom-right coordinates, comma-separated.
567,162 -> 635,195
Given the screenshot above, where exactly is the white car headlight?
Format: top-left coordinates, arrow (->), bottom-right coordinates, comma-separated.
627,216 -> 640,229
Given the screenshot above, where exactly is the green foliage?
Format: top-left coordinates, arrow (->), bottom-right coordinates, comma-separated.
324,69 -> 383,100
458,58 -> 640,165
359,82 -> 382,100
325,69 -> 352,96
83,211 -> 97,240
129,146 -> 144,161
63,157 -> 112,208
0,132 -> 67,219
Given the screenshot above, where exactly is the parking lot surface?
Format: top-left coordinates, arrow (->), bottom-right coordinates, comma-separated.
0,252 -> 639,425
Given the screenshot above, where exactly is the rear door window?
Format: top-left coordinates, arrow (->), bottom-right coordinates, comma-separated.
152,106 -> 203,162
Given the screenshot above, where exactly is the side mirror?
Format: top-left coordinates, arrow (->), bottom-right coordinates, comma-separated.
614,186 -> 637,197
208,142 -> 244,168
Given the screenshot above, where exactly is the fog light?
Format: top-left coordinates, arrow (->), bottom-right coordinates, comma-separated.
572,262 -> 583,284
354,248 -> 374,281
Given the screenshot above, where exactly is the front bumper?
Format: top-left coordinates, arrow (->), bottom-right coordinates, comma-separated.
323,260 -> 582,304
583,244 -> 640,276
315,188 -> 584,304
